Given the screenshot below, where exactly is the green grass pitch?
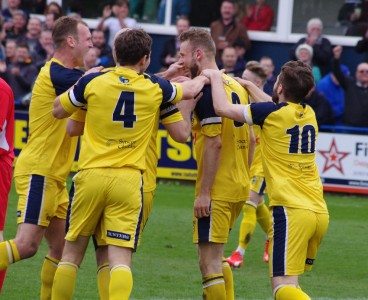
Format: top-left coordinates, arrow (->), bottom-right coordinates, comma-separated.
2,180 -> 368,299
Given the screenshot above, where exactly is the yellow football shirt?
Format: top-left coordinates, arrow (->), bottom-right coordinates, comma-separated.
245,101 -> 327,213
59,67 -> 183,171
144,103 -> 183,192
14,58 -> 84,181
193,74 -> 251,202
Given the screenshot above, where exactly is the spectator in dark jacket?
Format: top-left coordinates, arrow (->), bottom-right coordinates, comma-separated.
332,45 -> 368,127
290,18 -> 332,76
0,43 -> 38,106
5,10 -> 27,40
219,46 -> 244,77
304,89 -> 334,127
259,56 -> 276,96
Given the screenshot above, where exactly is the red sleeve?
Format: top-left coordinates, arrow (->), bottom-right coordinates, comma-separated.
261,6 -> 274,31
0,89 -> 11,133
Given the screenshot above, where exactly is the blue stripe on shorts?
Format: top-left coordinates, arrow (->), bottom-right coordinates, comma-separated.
133,176 -> 144,251
198,216 -> 211,243
24,175 -> 45,224
272,206 -> 287,276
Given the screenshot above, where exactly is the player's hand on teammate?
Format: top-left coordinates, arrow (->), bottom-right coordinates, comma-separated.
84,66 -> 104,75
201,69 -> 223,79
194,194 -> 211,218
166,61 -> 191,78
176,92 -> 203,113
234,77 -> 253,88
172,75 -> 191,83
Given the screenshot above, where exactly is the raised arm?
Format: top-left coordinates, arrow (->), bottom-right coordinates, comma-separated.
235,77 -> 272,103
53,96 -> 72,118
202,69 -> 250,124
180,75 -> 208,99
166,93 -> 201,142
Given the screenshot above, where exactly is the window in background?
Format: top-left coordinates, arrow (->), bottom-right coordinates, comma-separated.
291,0 -> 360,36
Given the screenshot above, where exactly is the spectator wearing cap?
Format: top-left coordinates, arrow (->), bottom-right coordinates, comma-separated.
295,43 -> 321,82
332,45 -> 368,127
290,18 -> 332,76
241,0 -> 274,31
316,64 -> 350,124
210,0 -> 251,60
259,56 -> 276,96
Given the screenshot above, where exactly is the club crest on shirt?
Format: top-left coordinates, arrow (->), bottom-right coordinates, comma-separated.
119,76 -> 129,84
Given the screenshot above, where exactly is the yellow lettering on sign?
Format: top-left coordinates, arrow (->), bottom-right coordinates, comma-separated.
167,136 -> 191,162
14,120 -> 28,150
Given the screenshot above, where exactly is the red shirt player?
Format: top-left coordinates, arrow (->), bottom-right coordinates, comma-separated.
0,77 -> 14,292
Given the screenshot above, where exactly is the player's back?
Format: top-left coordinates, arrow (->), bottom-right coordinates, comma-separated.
72,67 -> 181,171
194,74 -> 251,201
14,58 -> 83,182
252,101 -> 327,213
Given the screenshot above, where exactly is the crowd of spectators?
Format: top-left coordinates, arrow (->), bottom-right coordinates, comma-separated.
1,0 -> 368,128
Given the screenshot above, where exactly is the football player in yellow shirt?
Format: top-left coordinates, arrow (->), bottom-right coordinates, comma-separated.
0,16 -> 93,299
203,61 -> 329,300
178,28 -> 253,300
226,61 -> 272,268
51,28 -> 207,300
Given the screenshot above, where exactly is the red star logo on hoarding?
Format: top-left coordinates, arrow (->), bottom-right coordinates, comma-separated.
318,138 -> 350,174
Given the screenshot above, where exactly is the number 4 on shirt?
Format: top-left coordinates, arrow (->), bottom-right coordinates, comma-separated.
113,91 -> 137,128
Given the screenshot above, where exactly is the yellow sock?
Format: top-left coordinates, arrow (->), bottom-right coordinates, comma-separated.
256,202 -> 271,234
222,259 -> 234,300
109,265 -> 132,300
0,240 -> 21,269
97,263 -> 110,300
202,273 -> 226,300
51,262 -> 78,300
275,285 -> 311,300
40,256 -> 59,300
238,203 -> 257,249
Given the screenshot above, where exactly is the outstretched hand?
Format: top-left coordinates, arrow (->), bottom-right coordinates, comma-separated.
85,66 -> 104,75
